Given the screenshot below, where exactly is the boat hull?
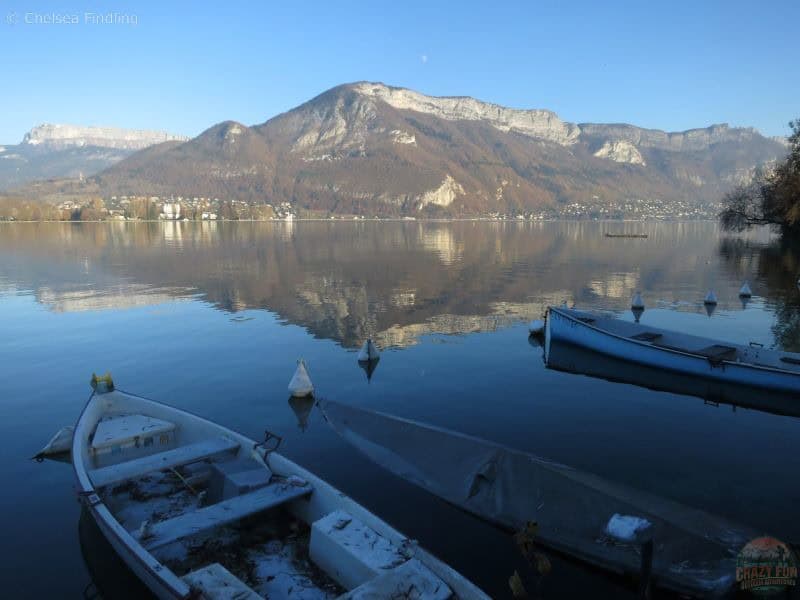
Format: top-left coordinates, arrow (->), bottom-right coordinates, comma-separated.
545,338 -> 800,416
90,504 -> 180,599
545,307 -> 800,396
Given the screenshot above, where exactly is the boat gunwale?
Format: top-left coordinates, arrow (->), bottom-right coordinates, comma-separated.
548,306 -> 799,377
71,391 -> 193,599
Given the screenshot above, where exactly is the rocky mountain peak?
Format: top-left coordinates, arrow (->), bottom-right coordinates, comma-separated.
22,123 -> 188,150
349,82 -> 581,146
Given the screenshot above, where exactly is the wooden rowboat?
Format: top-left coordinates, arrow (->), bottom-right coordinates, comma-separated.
545,307 -> 800,396
72,381 -> 489,600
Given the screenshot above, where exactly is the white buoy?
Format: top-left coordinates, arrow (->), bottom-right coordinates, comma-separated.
631,292 -> 644,310
288,359 -> 314,398
33,425 -> 74,459
739,281 -> 752,298
528,319 -> 545,335
357,338 -> 380,362
704,290 -> 718,305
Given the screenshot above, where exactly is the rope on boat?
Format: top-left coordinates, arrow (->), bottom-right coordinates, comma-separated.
168,467 -> 199,496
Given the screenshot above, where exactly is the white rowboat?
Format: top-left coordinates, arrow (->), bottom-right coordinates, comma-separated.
545,307 -> 800,395
72,384 -> 489,600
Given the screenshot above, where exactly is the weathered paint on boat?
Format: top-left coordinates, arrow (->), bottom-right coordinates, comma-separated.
545,307 -> 800,395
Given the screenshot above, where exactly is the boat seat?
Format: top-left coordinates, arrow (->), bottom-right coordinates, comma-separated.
89,437 -> 240,488
310,510 -> 409,590
338,558 -> 452,600
631,331 -> 662,342
696,345 -> 738,364
141,479 -> 313,550
91,414 -> 176,452
183,562 -> 261,599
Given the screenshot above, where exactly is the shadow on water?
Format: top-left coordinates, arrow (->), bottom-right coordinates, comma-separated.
719,236 -> 800,352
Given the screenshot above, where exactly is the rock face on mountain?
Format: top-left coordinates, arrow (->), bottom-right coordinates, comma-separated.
352,82 -> 581,145
592,140 -> 646,165
22,124 -> 188,150
578,122 -> 762,152
0,125 -> 187,191
20,83 -> 788,215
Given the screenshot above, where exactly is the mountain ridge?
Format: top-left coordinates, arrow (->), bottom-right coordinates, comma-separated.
22,123 -> 188,150
8,82 -> 788,217
0,124 -> 188,191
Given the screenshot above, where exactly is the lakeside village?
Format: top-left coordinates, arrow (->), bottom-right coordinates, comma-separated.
0,193 -> 723,222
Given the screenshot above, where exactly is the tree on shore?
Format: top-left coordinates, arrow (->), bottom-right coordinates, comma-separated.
720,119 -> 800,236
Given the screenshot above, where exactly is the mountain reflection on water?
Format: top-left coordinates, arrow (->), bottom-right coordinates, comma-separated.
4,220 -> 800,600
0,221 -> 778,349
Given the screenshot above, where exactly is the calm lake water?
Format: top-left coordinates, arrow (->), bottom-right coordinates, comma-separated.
1,221 -> 799,599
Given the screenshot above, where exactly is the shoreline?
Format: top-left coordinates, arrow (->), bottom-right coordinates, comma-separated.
0,217 -> 723,224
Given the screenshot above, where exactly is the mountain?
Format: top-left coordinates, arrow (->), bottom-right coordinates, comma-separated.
17,84 -> 788,216
0,124 -> 188,191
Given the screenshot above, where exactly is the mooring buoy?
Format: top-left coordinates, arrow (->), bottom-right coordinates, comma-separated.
288,359 -> 314,398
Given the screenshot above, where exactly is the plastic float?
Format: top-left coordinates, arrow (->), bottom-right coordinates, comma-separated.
288,359 -> 314,398
739,281 -> 752,298
357,339 -> 380,363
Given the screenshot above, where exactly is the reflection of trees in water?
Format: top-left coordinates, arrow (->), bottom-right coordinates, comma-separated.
719,236 -> 800,351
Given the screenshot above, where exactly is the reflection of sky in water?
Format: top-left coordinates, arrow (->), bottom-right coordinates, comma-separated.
1,221 -> 799,598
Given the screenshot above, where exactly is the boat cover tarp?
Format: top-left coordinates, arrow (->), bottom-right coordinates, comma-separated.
319,400 -> 757,597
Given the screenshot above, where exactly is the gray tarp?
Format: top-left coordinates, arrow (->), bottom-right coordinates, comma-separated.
320,400 -> 758,597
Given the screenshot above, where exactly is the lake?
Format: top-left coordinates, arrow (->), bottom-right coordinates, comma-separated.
1,220 -> 799,598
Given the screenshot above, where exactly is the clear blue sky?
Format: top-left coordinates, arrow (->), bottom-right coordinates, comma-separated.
1,0 -> 798,142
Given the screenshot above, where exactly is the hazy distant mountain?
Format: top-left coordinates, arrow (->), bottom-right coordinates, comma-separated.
18,84 -> 788,214
0,124 -> 188,191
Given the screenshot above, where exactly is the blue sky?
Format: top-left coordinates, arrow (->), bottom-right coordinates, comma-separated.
1,0 -> 798,142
